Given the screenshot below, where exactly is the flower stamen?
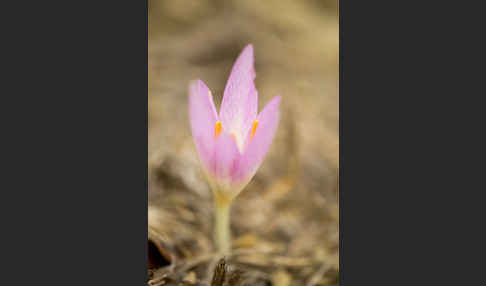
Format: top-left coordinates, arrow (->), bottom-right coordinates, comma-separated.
231,133 -> 243,152
214,121 -> 222,138
250,120 -> 259,141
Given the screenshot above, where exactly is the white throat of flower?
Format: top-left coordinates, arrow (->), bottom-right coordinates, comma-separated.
214,120 -> 259,154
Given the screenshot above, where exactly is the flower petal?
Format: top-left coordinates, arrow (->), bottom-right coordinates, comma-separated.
189,79 -> 218,172
233,96 -> 281,185
219,44 -> 258,148
211,132 -> 241,192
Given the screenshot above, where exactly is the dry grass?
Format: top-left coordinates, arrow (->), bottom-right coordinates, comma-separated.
148,1 -> 338,285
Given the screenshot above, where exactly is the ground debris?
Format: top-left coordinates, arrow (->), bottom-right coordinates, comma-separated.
149,0 -> 338,285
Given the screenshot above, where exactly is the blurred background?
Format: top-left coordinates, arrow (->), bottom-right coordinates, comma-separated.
148,0 -> 338,285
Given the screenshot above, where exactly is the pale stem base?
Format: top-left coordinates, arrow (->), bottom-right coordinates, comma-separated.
214,199 -> 231,254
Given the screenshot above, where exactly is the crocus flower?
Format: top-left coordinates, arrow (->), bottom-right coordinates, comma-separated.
189,44 -> 281,203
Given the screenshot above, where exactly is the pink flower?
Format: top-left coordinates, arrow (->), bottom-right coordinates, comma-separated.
189,44 -> 280,199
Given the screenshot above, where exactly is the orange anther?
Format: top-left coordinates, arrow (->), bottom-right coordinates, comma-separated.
250,120 -> 259,140
214,121 -> 222,138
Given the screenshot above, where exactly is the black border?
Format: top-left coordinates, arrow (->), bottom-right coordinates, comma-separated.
3,0 -> 149,284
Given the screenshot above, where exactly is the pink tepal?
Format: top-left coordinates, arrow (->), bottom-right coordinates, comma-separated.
189,44 -> 280,200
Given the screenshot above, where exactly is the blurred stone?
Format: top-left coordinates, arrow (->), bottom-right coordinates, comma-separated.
271,269 -> 292,286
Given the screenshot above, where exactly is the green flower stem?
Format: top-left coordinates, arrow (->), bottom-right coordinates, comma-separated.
214,197 -> 231,254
